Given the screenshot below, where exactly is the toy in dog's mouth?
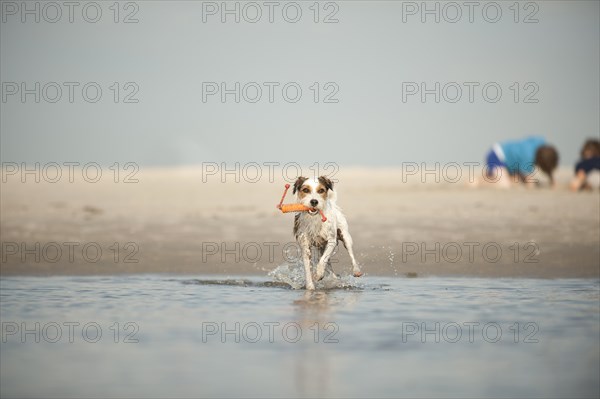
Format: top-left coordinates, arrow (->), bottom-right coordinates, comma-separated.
276,184 -> 328,222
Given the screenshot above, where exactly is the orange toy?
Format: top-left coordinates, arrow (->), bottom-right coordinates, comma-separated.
276,184 -> 327,222
279,203 -> 311,213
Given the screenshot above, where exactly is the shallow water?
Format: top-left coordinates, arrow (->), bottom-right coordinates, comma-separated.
1,274 -> 598,398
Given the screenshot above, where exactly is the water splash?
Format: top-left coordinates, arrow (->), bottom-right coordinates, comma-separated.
268,261 -> 365,290
182,279 -> 292,289
388,248 -> 397,276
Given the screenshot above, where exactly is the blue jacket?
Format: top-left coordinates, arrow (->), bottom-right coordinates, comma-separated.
499,136 -> 546,175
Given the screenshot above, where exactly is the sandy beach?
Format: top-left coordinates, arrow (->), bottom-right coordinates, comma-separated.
1,166 -> 598,278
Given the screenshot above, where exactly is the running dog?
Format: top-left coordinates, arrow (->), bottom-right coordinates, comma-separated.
292,176 -> 363,290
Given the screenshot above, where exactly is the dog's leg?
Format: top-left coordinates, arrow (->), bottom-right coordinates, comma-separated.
314,246 -> 338,280
313,246 -> 323,282
299,236 -> 315,290
323,244 -> 338,278
324,260 -> 337,279
339,228 -> 363,277
315,239 -> 336,281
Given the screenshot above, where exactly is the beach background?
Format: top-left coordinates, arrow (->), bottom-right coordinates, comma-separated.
2,166 -> 598,277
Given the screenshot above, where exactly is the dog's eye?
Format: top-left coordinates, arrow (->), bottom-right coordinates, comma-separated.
317,188 -> 325,194
302,188 -> 310,193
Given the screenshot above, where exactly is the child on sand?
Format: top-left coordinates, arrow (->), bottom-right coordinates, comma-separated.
570,139 -> 600,191
482,136 -> 558,188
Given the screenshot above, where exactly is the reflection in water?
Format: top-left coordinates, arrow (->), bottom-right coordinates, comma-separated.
294,291 -> 332,397
294,290 -> 331,310
0,275 -> 598,398
292,290 -> 363,398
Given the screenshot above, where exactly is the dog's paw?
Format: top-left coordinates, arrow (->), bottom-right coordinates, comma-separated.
305,281 -> 316,290
314,265 -> 326,281
353,271 -> 364,277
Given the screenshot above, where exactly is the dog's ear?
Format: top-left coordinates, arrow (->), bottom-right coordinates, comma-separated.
318,176 -> 334,191
293,177 -> 308,194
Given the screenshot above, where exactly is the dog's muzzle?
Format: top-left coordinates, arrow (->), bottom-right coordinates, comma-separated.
307,208 -> 319,215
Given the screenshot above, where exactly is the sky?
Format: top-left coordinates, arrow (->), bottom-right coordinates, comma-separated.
1,0 -> 599,167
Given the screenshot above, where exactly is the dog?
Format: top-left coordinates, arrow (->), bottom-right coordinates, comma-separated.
292,176 -> 363,290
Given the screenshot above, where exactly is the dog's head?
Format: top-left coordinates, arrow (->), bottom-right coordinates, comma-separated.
293,176 -> 334,215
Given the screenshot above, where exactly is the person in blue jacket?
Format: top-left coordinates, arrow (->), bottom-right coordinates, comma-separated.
570,139 -> 600,191
485,136 -> 558,188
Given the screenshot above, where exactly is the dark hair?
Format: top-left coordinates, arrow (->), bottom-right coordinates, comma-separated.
292,176 -> 308,194
535,145 -> 559,183
580,139 -> 600,159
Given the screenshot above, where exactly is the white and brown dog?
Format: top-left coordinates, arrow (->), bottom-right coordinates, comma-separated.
293,176 -> 363,290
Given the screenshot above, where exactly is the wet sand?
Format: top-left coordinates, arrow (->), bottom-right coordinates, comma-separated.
1,167 -> 598,278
